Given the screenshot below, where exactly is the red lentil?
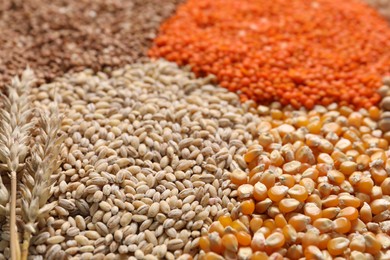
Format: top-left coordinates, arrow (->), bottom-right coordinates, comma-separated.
149,0 -> 390,109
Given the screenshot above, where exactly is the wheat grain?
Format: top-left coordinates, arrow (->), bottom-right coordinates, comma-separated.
20,101 -> 65,260
0,68 -> 36,260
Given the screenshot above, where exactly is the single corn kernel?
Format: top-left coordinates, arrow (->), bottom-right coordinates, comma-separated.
302,230 -> 320,248
278,174 -> 295,188
339,180 -> 354,193
370,198 -> 390,215
265,232 -> 285,249
313,218 -> 334,233
209,222 -> 224,236
356,154 -> 370,171
255,198 -> 272,213
359,202 -> 372,223
301,168 -> 319,181
370,186 -> 382,200
370,167 -> 387,185
304,202 -> 322,221
279,198 -> 300,213
349,171 -> 363,186
296,146 -> 315,164
258,132 -> 274,147
299,178 -> 316,194
270,150 -> 284,166
268,185 -> 289,202
283,160 -> 302,174
338,194 -> 361,208
322,195 -> 339,208
282,224 -> 297,243
318,234 -> 331,250
260,170 -> 276,189
251,232 -> 266,252
238,247 -> 253,260
339,161 -> 357,175
222,234 -> 238,252
376,233 -> 390,250
327,237 -> 350,256
317,182 -> 333,197
231,220 -> 249,233
263,219 -> 276,231
288,214 -> 310,232
241,199 -> 255,215
327,170 -> 345,185
306,194 -> 322,208
237,184 -> 254,200
286,245 -> 303,259
253,182 -> 268,201
337,206 -> 359,220
199,236 -> 211,252
249,217 -> 263,233
322,207 -> 340,219
304,245 -> 324,260
244,146 -> 262,163
209,233 -> 224,254
236,231 -> 251,247
350,219 -> 367,233
287,184 -> 308,202
364,233 -> 382,255
349,234 -> 366,252
357,177 -> 374,194
333,217 -> 351,234
274,214 -> 287,228
231,169 -> 247,185
218,215 -> 233,228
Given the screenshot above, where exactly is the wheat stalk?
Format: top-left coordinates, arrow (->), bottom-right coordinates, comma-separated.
0,68 -> 35,260
20,100 -> 65,260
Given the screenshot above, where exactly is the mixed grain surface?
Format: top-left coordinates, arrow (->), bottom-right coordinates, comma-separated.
0,0 -> 184,89
0,60 -> 267,260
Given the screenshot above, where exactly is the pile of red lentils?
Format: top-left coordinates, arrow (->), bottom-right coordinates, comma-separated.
149,0 -> 390,109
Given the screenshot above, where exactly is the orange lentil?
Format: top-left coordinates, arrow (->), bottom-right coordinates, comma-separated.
150,0 -> 390,108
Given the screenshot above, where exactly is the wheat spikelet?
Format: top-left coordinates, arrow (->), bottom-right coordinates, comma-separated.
20,100 -> 65,260
0,68 -> 35,260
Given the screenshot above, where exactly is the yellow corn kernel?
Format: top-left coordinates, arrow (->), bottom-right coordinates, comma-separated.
327,237 -> 350,256
288,184 -> 308,202
313,218 -> 334,233
279,198 -> 300,213
303,202 -> 322,221
265,232 -> 285,249
221,233 -> 238,252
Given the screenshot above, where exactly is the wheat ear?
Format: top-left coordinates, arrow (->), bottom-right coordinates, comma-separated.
0,68 -> 35,260
20,100 -> 65,260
